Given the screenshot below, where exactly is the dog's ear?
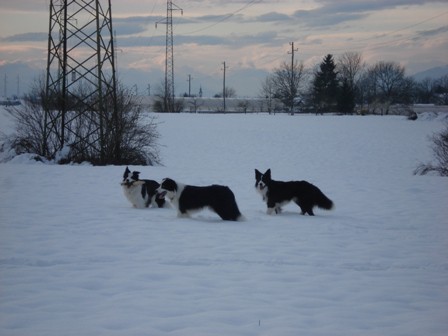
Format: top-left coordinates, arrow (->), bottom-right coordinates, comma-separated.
265,169 -> 271,179
255,169 -> 261,179
123,166 -> 131,178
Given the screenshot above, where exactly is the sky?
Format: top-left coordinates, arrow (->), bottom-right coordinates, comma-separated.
0,0 -> 447,97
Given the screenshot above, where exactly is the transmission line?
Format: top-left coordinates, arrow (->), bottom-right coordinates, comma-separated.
182,0 -> 262,35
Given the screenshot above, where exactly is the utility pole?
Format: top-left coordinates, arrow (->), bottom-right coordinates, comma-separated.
222,61 -> 228,112
187,74 -> 192,97
156,0 -> 182,111
288,42 -> 298,71
287,42 -> 298,114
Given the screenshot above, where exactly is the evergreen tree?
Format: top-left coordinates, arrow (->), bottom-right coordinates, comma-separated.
312,54 -> 339,113
338,78 -> 355,113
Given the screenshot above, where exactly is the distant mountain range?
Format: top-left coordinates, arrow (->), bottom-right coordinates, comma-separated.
411,65 -> 448,81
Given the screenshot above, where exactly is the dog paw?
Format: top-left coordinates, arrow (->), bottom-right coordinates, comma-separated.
267,208 -> 276,215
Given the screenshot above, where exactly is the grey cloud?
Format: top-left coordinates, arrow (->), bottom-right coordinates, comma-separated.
116,30 -> 279,49
255,12 -> 292,23
313,0 -> 445,13
293,9 -> 368,27
117,34 -> 228,48
0,1 -> 47,12
417,25 -> 448,37
2,32 -> 47,42
292,0 -> 445,28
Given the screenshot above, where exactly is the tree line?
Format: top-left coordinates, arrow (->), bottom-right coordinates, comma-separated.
259,52 -> 448,114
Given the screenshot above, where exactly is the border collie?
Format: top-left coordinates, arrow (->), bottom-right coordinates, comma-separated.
255,168 -> 334,216
121,167 -> 166,209
158,178 -> 243,221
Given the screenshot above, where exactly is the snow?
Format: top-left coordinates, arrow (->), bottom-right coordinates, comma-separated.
1,109 -> 448,335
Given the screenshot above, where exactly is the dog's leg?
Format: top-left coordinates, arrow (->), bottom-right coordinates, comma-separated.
177,211 -> 190,218
266,199 -> 278,215
296,201 -> 309,215
267,207 -> 276,215
298,201 -> 315,216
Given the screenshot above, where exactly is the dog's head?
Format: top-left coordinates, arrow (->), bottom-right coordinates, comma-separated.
158,178 -> 178,201
121,166 -> 141,187
255,168 -> 271,195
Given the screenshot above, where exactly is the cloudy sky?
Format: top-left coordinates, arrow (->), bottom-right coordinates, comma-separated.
1,0 -> 447,97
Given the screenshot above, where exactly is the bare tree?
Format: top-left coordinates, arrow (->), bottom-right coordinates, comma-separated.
4,79 -> 161,165
372,62 -> 407,100
434,75 -> 448,105
337,52 -> 365,112
153,80 -> 184,112
415,77 -> 436,104
337,52 -> 365,89
271,60 -> 306,113
214,87 -> 236,98
236,100 -> 251,113
188,97 -> 204,113
259,75 -> 276,114
361,61 -> 412,114
224,87 -> 236,98
414,123 -> 448,176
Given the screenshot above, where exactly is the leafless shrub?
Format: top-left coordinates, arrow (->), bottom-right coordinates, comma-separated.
414,123 -> 448,176
4,81 -> 161,165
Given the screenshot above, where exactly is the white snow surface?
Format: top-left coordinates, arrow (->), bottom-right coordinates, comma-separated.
1,110 -> 448,336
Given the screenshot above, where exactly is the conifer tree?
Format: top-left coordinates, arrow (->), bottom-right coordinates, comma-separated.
311,54 -> 339,113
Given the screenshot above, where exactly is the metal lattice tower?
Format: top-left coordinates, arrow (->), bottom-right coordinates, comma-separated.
156,0 -> 182,112
44,0 -> 118,163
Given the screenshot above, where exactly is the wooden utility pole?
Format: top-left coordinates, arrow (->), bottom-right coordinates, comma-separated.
222,61 -> 228,112
187,74 -> 192,97
288,42 -> 298,71
288,42 -> 298,114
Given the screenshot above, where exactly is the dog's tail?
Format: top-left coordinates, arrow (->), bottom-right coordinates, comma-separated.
316,190 -> 334,210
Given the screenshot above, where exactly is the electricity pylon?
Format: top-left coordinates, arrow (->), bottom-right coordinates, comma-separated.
44,0 -> 118,163
156,0 -> 182,112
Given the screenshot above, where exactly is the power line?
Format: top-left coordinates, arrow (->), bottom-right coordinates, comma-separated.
322,11 -> 448,57
354,10 -> 448,44
182,0 -> 262,35
291,11 -> 448,60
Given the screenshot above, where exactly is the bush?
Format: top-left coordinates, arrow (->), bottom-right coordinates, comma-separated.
414,123 -> 448,176
4,82 -> 161,165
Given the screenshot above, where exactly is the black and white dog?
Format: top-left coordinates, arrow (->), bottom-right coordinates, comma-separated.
255,168 -> 334,216
121,167 -> 166,209
157,178 -> 243,221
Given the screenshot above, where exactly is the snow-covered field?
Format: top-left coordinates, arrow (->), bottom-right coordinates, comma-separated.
1,109 -> 448,336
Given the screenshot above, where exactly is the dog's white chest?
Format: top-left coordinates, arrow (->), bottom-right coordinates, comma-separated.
122,185 -> 146,208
